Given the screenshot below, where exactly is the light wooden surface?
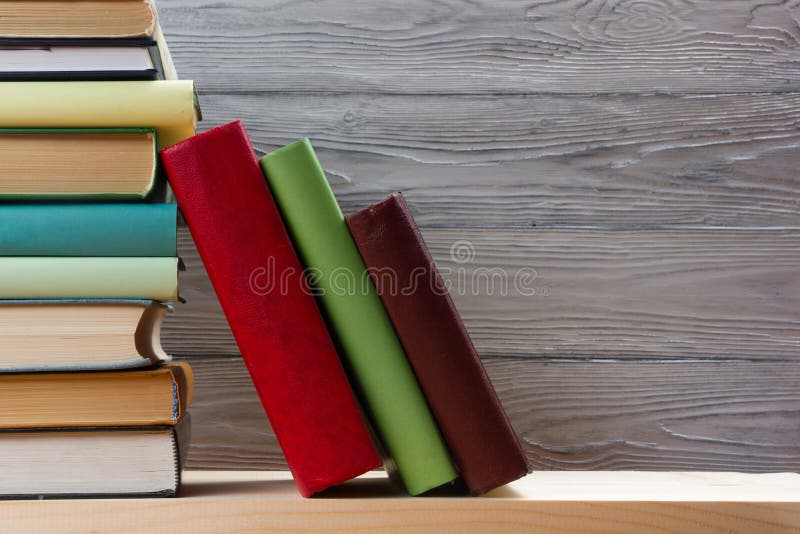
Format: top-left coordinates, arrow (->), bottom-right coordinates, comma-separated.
2,471 -> 799,533
153,0 -> 800,471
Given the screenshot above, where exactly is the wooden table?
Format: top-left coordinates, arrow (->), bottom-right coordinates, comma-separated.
3,471 -> 799,533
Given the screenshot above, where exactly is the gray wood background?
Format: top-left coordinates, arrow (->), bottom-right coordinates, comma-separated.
157,0 -> 800,472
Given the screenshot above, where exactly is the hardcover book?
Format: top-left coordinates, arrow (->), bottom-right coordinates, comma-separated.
161,121 -> 381,497
0,362 -> 192,429
260,139 -> 458,495
347,192 -> 532,494
0,0 -> 157,39
0,128 -> 162,199
0,416 -> 191,499
0,44 -> 160,81
0,204 -> 176,256
0,257 -> 178,300
0,81 -> 198,148
0,300 -> 171,372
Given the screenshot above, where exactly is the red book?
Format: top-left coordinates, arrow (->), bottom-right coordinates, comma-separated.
161,121 -> 381,497
347,192 -> 531,494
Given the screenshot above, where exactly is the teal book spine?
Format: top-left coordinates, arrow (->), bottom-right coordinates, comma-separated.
260,139 -> 458,495
0,204 -> 176,256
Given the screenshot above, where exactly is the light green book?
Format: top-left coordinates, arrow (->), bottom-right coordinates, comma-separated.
0,258 -> 178,301
260,139 -> 458,495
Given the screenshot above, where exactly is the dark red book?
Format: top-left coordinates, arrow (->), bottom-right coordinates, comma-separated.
347,192 -> 531,494
161,121 -> 381,497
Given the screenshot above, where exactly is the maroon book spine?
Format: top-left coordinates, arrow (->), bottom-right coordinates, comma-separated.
161,121 -> 380,497
347,192 -> 530,494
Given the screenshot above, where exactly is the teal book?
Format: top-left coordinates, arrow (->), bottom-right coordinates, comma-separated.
0,204 -> 176,256
0,257 -> 178,301
260,139 -> 458,496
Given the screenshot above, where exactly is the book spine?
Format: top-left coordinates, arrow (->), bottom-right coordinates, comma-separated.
0,204 -> 176,256
260,139 -> 458,496
0,258 -> 177,301
0,81 -> 196,148
160,121 -> 380,497
347,193 -> 531,494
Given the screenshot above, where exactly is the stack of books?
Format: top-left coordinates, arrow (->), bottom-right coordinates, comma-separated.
0,0 -> 198,498
162,122 -> 532,497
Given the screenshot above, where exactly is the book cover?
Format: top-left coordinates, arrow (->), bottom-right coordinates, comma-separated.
260,139 -> 458,496
347,192 -> 532,494
0,257 -> 178,300
0,81 -> 197,148
161,120 -> 381,497
0,204 -> 176,256
0,361 -> 192,429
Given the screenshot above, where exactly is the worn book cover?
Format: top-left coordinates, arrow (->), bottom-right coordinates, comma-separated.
161,121 -> 380,497
348,192 -> 531,494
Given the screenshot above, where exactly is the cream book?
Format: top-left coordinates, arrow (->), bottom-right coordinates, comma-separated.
0,81 -> 197,148
0,300 -> 170,372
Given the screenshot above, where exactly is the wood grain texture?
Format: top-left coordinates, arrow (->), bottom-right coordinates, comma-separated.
5,472 -> 800,534
157,0 -> 800,94
181,357 -> 800,472
156,0 -> 800,475
165,227 -> 800,360
185,92 -> 800,228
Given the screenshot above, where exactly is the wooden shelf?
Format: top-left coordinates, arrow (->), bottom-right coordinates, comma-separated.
4,471 -> 800,533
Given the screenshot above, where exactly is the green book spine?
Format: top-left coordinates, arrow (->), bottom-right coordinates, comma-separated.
0,204 -> 176,256
260,139 -> 458,495
0,258 -> 178,301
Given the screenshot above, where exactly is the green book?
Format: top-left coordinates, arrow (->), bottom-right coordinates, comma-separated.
0,258 -> 178,301
0,204 -> 176,256
260,139 -> 458,495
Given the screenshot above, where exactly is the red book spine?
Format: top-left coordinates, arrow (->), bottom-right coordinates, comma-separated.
347,192 -> 531,494
161,121 -> 380,497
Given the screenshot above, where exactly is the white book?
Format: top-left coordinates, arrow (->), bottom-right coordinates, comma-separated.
0,45 -> 154,75
0,416 -> 189,498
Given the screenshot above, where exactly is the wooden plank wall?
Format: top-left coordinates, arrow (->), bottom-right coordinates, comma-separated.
157,0 -> 800,471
